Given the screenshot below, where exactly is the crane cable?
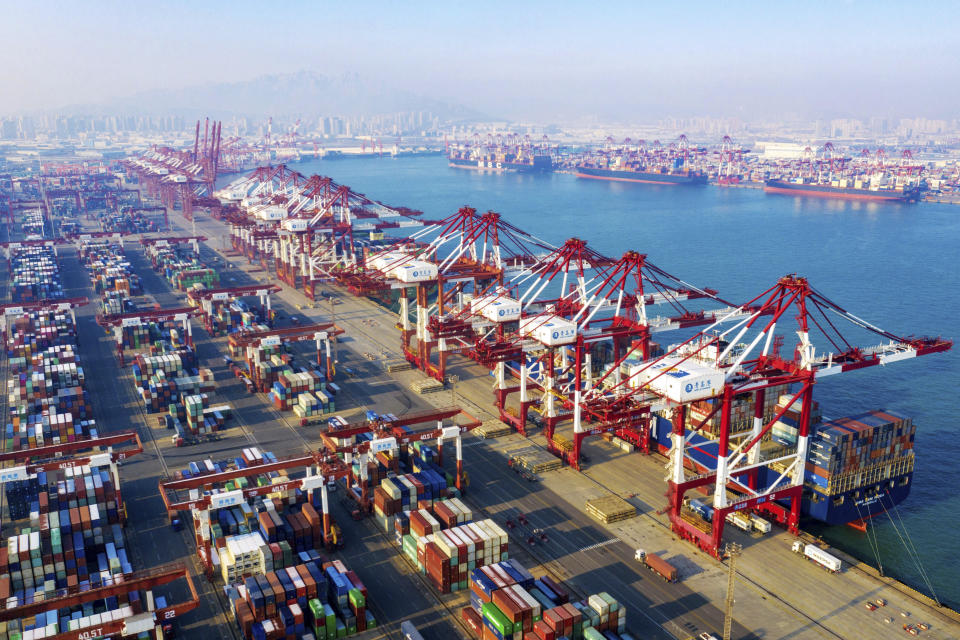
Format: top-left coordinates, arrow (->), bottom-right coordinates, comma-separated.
854,499 -> 884,576
883,489 -> 940,605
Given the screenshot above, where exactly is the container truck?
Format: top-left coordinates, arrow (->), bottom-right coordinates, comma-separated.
750,514 -> 772,534
791,541 -> 842,573
635,549 -> 679,582
400,620 -> 425,640
725,511 -> 753,532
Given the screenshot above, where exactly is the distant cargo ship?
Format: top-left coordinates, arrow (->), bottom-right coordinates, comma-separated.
448,153 -> 553,173
764,178 -> 923,202
575,165 -> 708,185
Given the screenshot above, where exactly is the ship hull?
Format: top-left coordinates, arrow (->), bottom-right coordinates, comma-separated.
764,179 -> 919,202
649,416 -> 912,526
576,166 -> 707,185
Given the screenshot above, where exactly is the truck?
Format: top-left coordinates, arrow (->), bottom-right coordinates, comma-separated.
635,549 -> 679,582
750,514 -> 772,534
725,511 -> 753,532
399,620 -> 425,640
792,540 -> 842,573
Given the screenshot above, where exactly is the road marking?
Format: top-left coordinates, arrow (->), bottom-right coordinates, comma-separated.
579,537 -> 621,553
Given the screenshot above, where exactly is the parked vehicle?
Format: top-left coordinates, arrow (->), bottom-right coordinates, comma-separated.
791,541 -> 842,573
635,549 -> 679,582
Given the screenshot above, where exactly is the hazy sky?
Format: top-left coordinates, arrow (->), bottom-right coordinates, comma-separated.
1,0 -> 957,120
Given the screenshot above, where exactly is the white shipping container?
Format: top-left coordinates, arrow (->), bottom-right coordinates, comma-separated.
255,205 -> 288,221
394,260 -> 438,283
281,219 -> 307,232
636,357 -> 724,403
804,544 -> 842,572
519,314 -> 577,346
471,295 -> 521,322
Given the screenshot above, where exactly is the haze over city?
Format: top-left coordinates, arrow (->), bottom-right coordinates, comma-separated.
2,0 -> 958,121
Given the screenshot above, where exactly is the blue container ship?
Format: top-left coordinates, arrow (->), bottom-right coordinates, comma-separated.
648,405 -> 915,528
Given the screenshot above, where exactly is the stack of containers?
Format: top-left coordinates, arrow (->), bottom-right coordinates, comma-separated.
292,392 -> 329,421
686,383 -> 790,437
372,472 -> 454,533
131,352 -> 197,387
183,393 -> 208,431
771,393 -> 823,446
416,519 -> 509,593
101,211 -> 160,234
80,242 -> 142,298
10,246 -> 64,302
145,243 -> 219,291
205,299 -> 270,336
173,267 -> 219,291
267,369 -> 327,412
136,364 -> 216,414
225,552 -> 377,639
804,409 -> 915,496
0,589 -> 151,639
172,450 -> 331,580
0,450 -> 152,640
465,560 -> 629,639
5,253 -> 103,455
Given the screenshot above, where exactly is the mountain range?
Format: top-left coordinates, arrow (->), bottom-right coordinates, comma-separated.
57,71 -> 489,121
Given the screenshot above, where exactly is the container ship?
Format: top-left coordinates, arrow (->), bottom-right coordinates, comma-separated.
575,159 -> 707,185
448,150 -> 554,173
647,392 -> 914,528
764,178 -> 923,202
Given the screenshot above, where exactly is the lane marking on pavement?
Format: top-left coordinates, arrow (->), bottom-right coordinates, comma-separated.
579,537 -> 622,553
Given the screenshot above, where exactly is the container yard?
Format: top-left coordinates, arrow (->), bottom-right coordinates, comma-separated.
0,147 -> 957,640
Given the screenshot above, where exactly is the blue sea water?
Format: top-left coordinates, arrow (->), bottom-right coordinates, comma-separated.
263,156 -> 960,607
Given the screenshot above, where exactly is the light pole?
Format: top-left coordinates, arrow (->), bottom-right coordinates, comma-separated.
449,374 -> 460,409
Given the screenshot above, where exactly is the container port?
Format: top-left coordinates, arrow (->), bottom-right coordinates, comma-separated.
439,133 -> 959,203
0,140 -> 957,640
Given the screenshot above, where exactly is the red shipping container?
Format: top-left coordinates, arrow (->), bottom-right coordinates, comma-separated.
345,570 -> 367,597
461,606 -> 483,637
533,619 -> 555,640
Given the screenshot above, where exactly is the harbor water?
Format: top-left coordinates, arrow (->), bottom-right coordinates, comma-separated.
270,155 -> 960,608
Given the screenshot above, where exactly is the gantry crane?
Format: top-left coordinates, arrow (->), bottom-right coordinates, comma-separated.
139,235 -> 207,259
186,283 -> 281,334
214,164 -> 430,298
347,206 -> 552,384
96,306 -> 203,364
0,238 -> 69,259
0,297 -> 89,342
158,449 -> 349,578
578,274 -> 951,557
0,432 -> 144,523
226,322 -> 345,388
0,562 -> 200,640
318,406 -> 483,509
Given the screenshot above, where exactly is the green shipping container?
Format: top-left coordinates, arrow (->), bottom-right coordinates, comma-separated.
348,587 -> 365,608
583,627 -> 606,640
481,602 -> 513,636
